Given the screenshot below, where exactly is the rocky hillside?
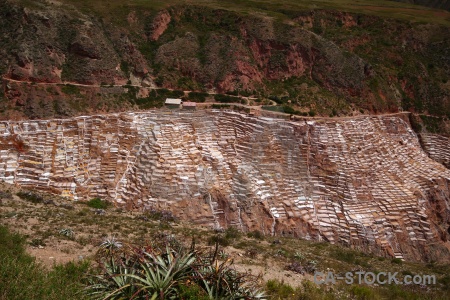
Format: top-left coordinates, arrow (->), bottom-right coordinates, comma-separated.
1,110 -> 449,262
0,0 -> 449,129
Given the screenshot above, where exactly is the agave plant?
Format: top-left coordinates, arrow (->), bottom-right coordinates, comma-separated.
293,251 -> 304,261
87,238 -> 266,300
94,237 -> 123,261
87,256 -> 139,300
59,228 -> 74,238
194,257 -> 265,300
126,247 -> 196,299
100,236 -> 123,252
218,250 -> 229,260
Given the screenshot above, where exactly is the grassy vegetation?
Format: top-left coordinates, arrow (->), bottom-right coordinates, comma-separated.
143,206 -> 177,223
264,279 -> 364,299
265,277 -> 449,299
419,115 -> 447,134
122,87 -> 185,109
262,105 -> 285,113
261,105 -> 314,116
3,186 -> 450,299
0,221 -> 264,299
0,225 -> 89,300
214,93 -> 242,103
261,75 -> 351,117
188,91 -> 209,102
53,0 -> 450,26
16,191 -> 44,203
88,238 -> 265,299
86,197 -> 110,209
61,84 -> 81,95
211,104 -> 231,109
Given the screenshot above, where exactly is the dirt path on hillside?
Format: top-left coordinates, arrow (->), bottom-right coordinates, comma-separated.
2,75 -> 413,121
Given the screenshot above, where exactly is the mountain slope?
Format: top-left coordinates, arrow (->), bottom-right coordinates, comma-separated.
1,110 -> 449,262
0,0 -> 449,126
392,0 -> 450,11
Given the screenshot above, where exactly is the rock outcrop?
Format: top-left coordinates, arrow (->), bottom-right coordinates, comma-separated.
0,110 -> 449,261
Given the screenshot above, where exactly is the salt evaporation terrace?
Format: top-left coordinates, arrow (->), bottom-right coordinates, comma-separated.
1,110 -> 450,260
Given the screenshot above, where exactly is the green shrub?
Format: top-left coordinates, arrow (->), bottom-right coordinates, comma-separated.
265,279 -> 296,298
261,105 -> 284,112
268,95 -> 283,104
16,191 -> 43,203
247,230 -> 264,240
401,270 -> 413,276
350,285 -> 375,299
170,90 -> 185,98
178,284 -> 210,300
439,274 -> 450,290
225,90 -> 239,96
30,238 -> 46,247
391,258 -> 402,264
282,105 -> 295,114
212,104 -> 231,109
120,60 -> 129,75
301,280 -> 330,299
207,234 -> 230,247
0,225 -> 89,300
419,115 -> 444,133
188,91 -> 209,102
224,227 -> 241,240
61,84 -> 80,95
86,197 -> 110,209
239,90 -> 253,97
214,94 -> 241,103
330,247 -> 357,264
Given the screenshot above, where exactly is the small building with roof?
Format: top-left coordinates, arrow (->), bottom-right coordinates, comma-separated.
165,98 -> 182,109
182,101 -> 197,110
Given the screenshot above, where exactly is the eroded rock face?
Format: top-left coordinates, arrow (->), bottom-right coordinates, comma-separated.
149,10 -> 172,41
0,110 -> 449,261
0,0 -> 127,85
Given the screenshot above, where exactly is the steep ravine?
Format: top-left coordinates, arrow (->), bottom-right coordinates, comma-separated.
0,110 -> 449,262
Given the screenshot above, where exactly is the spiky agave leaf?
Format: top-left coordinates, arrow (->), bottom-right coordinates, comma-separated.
87,238 -> 266,300
100,236 -> 123,250
124,247 -> 196,299
59,228 -> 74,238
193,255 -> 267,300
86,256 -> 139,300
96,236 -> 124,259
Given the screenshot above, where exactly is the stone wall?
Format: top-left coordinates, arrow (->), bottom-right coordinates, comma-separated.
1,110 -> 449,261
